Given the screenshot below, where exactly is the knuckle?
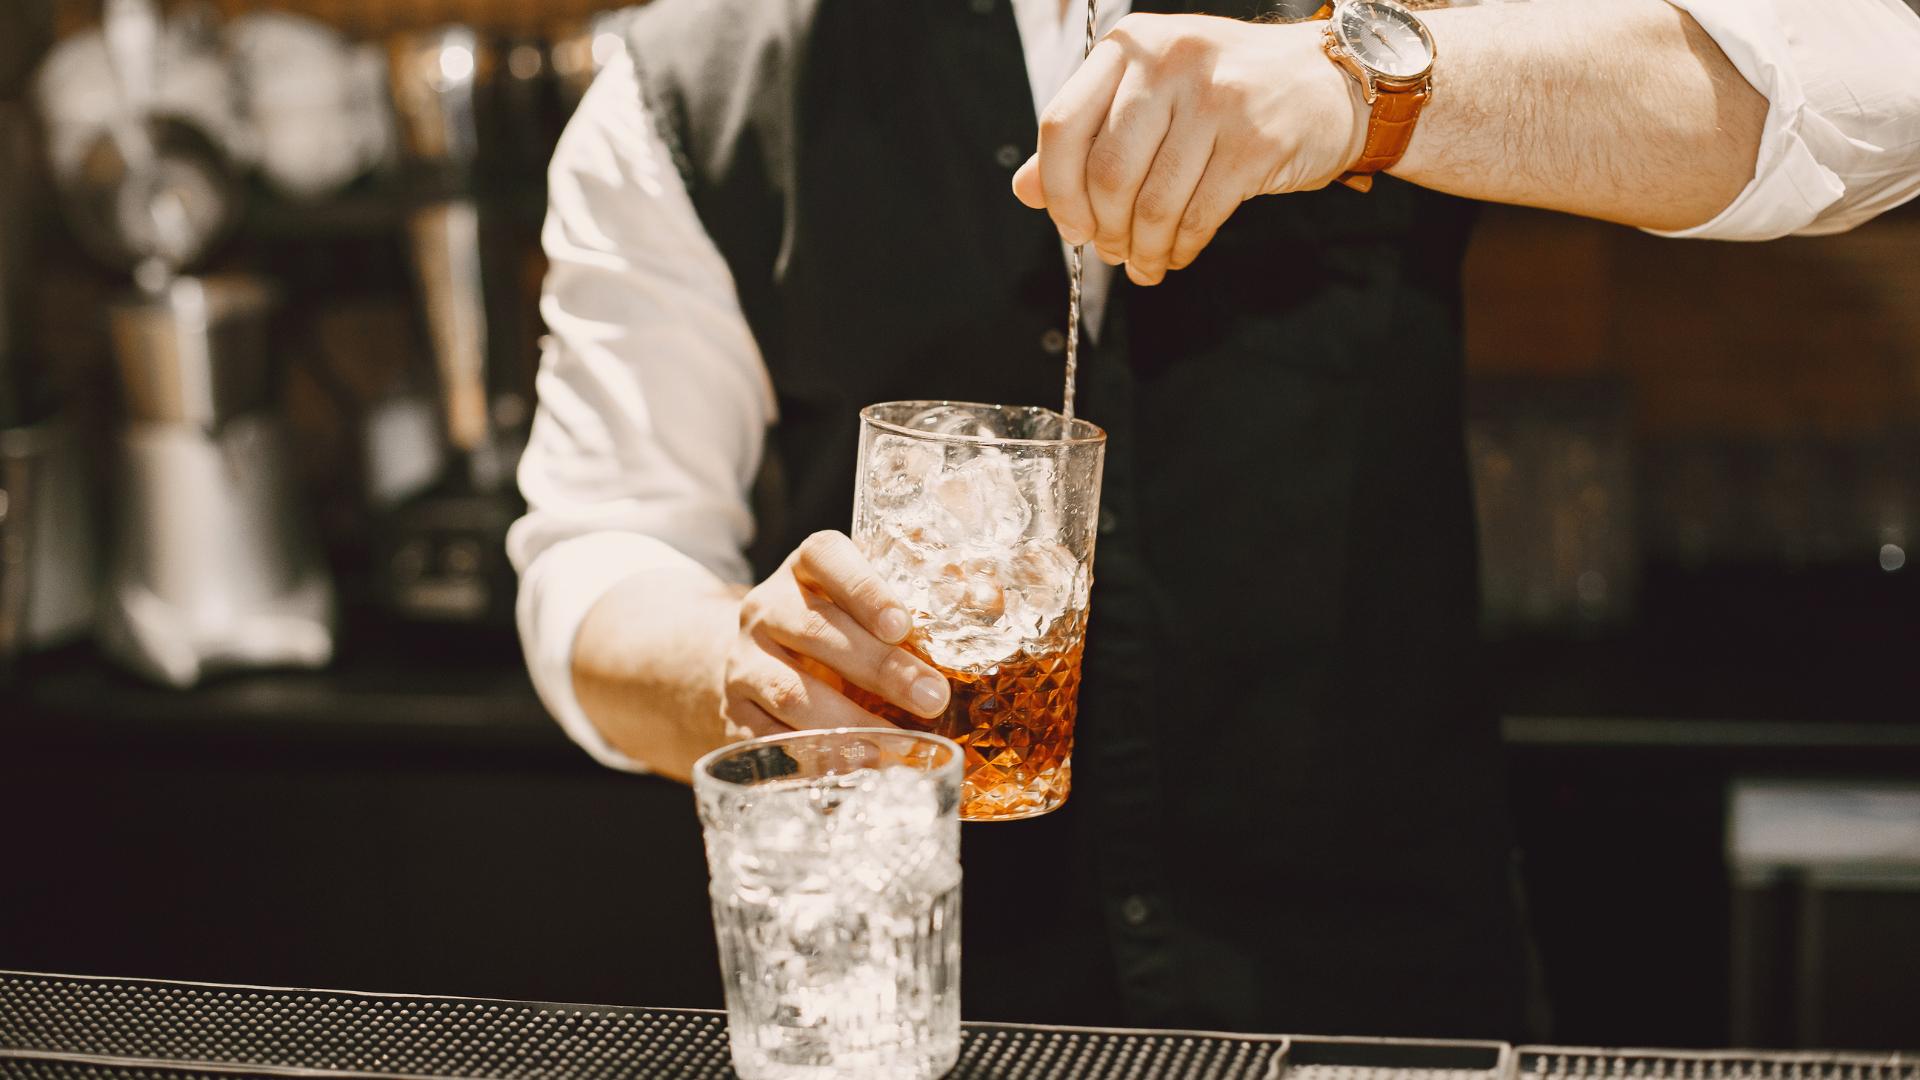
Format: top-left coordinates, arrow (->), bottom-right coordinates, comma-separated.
1038,106 -> 1071,140
878,648 -> 922,694
1149,142 -> 1184,177
1133,187 -> 1174,227
1086,145 -> 1129,195
845,577 -> 891,619
760,668 -> 808,716
1176,203 -> 1216,239
1162,32 -> 1210,65
797,530 -> 841,564
737,591 -> 767,631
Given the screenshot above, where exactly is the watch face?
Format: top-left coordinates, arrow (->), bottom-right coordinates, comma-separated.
1333,1 -> 1434,80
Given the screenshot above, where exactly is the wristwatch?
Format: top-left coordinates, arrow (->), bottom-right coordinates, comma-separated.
1313,0 -> 1437,193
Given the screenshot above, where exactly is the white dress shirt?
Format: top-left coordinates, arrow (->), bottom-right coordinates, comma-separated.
509,0 -> 1920,772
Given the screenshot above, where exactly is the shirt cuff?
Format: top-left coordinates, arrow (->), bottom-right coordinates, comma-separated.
1644,0 -> 1847,242
514,530 -> 713,773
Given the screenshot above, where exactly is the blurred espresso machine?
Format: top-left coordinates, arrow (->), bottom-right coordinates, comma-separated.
73,0 -> 334,686
379,27 -> 526,625
101,278 -> 335,686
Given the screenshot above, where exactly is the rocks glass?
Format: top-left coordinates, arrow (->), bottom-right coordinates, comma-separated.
694,728 -> 964,1080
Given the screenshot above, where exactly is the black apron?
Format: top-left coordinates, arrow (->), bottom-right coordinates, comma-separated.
627,0 -> 1530,1038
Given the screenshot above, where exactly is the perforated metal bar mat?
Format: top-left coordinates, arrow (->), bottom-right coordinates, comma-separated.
1274,1036 -> 1510,1080
10,973 -> 1914,1080
1515,1049 -> 1919,1080
0,972 -> 1289,1079
955,1021 -> 1284,1079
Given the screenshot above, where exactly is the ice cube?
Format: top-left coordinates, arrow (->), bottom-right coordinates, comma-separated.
920,628 -> 1010,672
732,790 -> 805,851
1002,538 -> 1080,633
866,523 -> 941,616
870,521 -> 938,572
926,451 -> 1029,548
860,766 -> 941,831
865,434 -> 943,517
1013,455 -> 1061,539
894,839 -> 962,901
905,404 -> 1005,439
925,558 -> 1007,624
832,766 -> 946,895
723,782 -> 834,897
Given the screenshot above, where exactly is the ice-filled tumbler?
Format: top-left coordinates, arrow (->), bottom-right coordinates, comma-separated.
694,727 -> 963,1080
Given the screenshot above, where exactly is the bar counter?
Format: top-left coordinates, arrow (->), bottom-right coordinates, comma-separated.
5,565 -> 1919,1047
4,970 -> 1913,1080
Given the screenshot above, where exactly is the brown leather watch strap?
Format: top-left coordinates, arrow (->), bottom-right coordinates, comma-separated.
1353,83 -> 1429,172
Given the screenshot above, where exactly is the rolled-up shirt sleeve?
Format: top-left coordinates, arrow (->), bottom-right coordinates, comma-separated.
507,49 -> 775,772
1652,0 -> 1920,240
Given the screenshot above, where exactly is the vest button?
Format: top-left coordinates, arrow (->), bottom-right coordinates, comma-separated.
995,143 -> 1024,169
1098,508 -> 1119,536
970,0 -> 995,13
1040,328 -> 1066,355
1118,894 -> 1152,928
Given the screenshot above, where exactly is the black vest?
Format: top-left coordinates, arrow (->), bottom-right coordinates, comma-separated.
629,0 -> 1528,1037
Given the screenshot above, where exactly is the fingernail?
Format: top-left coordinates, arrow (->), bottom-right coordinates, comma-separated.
1061,227 -> 1089,246
878,608 -> 911,642
909,676 -> 950,715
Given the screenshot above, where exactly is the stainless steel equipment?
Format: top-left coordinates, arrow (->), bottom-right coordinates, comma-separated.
108,273 -> 275,427
98,275 -> 334,687
404,199 -> 492,458
375,27 -> 524,626
387,27 -> 497,464
63,115 -> 238,285
55,0 -> 239,284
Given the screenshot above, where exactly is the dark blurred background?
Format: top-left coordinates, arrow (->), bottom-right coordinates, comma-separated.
3,0 -> 1919,1054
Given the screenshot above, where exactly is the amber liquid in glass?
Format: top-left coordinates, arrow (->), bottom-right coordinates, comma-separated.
849,617 -> 1084,823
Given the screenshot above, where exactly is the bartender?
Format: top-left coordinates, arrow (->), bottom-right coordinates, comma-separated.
510,0 -> 1920,1038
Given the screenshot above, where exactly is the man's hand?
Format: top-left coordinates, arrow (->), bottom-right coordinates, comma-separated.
1015,1 -> 1769,264
720,531 -> 950,739
1013,14 -> 1362,287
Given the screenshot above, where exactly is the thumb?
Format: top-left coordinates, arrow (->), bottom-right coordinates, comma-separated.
1011,153 -> 1047,209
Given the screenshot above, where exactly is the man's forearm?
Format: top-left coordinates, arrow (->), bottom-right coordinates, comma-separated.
1394,0 -> 1767,232
571,568 -> 744,784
